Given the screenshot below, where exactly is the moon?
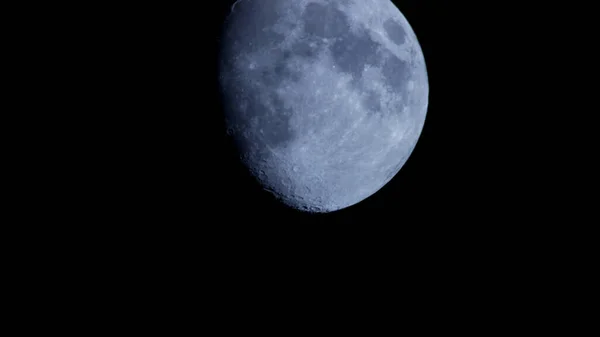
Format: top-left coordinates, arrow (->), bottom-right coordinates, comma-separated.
218,0 -> 429,213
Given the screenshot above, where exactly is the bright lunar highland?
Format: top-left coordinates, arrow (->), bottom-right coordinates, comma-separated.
218,0 -> 429,213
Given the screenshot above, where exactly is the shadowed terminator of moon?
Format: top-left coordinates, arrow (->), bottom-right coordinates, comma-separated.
218,0 -> 429,213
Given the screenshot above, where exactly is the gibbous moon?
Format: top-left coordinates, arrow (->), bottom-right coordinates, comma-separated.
219,0 -> 429,213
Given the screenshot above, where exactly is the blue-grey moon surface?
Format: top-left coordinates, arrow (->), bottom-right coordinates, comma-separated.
218,0 -> 429,213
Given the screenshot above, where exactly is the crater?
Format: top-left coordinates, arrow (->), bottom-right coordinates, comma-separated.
383,18 -> 406,45
384,152 -> 410,182
384,164 -> 400,182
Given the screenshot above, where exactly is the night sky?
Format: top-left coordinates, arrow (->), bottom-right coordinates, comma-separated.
36,1 -> 585,317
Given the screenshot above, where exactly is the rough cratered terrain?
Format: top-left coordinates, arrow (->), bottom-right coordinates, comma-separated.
219,0 -> 429,213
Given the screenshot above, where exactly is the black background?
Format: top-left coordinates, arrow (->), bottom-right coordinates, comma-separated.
1,2 -> 592,328
13,0 -> 592,322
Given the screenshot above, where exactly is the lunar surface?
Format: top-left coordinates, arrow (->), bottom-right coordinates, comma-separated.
218,0 -> 429,213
